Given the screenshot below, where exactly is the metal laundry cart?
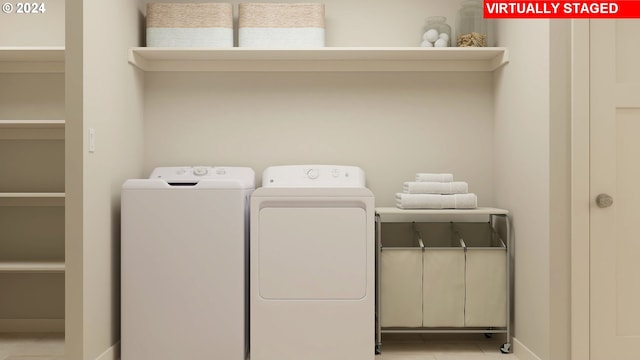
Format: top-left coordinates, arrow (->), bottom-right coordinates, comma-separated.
375,207 -> 512,354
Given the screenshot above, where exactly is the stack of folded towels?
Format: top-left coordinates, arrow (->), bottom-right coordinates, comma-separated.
395,173 -> 478,209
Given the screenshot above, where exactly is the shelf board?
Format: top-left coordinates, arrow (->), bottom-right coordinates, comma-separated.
0,120 -> 65,140
0,193 -> 65,207
0,46 -> 65,73
0,120 -> 65,128
129,47 -> 509,72
0,261 -> 65,273
376,206 -> 509,223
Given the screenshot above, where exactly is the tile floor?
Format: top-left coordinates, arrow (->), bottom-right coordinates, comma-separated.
0,333 -> 519,360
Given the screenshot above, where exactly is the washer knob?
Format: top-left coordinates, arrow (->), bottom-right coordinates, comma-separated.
193,167 -> 208,176
307,168 -> 319,179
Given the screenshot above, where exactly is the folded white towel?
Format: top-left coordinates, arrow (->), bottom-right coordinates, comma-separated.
415,173 -> 454,182
395,193 -> 477,209
403,181 -> 468,194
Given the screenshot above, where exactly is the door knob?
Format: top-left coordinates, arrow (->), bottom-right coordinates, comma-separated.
596,193 -> 614,208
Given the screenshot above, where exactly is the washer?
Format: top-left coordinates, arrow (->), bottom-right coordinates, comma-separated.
121,166 -> 254,360
251,165 -> 375,360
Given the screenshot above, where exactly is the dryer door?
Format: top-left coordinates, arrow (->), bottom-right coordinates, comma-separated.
258,206 -> 367,300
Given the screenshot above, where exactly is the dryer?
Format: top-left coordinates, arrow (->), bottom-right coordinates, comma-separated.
250,165 -> 375,360
121,166 -> 254,360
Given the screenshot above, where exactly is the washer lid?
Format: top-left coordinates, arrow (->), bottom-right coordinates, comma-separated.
145,166 -> 255,188
261,165 -> 365,188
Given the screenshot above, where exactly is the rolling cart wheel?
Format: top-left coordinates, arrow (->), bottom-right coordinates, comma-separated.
484,333 -> 493,338
500,343 -> 512,354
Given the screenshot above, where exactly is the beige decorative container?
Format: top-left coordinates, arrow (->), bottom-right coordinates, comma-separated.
238,3 -> 325,48
146,3 -> 233,47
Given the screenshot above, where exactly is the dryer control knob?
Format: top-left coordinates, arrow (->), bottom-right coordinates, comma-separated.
193,167 -> 209,176
307,168 -> 319,179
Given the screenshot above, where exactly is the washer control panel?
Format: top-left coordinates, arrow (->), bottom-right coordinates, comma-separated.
149,166 -> 251,183
262,165 -> 366,188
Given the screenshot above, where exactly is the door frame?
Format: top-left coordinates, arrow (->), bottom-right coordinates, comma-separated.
570,19 -> 590,360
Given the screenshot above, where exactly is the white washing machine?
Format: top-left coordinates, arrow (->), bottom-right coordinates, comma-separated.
250,165 -> 375,360
121,166 -> 254,360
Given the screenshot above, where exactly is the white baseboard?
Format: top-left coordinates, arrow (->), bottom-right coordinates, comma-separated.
0,319 -> 64,332
513,337 -> 543,360
95,341 -> 120,360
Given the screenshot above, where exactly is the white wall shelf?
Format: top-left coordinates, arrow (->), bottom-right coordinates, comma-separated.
0,261 -> 65,273
0,120 -> 65,140
0,47 -> 65,73
0,193 -> 65,206
128,47 -> 509,72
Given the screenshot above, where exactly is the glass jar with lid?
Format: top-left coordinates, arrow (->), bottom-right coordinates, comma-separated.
456,0 -> 488,47
421,16 -> 451,47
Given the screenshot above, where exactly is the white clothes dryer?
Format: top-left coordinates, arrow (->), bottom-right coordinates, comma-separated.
121,166 -> 254,360
250,165 -> 375,360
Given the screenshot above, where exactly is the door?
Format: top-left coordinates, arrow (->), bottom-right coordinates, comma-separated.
257,206 -> 367,300
590,19 -> 640,359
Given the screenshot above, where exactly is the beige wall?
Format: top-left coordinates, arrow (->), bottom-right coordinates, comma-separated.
66,1 -> 144,359
65,0 -> 83,357
494,19 -> 551,359
548,20 -> 571,360
143,71 -> 496,205
493,19 -> 572,360
0,0 -> 64,46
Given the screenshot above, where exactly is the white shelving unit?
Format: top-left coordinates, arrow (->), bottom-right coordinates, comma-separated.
128,47 -> 509,72
0,120 -> 65,140
0,47 -> 65,332
0,192 -> 65,206
0,46 -> 65,73
0,261 -> 65,273
0,120 -> 65,128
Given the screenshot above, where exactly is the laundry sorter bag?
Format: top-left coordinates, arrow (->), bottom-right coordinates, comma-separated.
455,222 -> 507,327
421,223 -> 465,327
380,223 -> 423,328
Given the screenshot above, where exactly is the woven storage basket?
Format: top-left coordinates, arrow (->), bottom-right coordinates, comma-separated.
238,3 -> 325,48
146,3 -> 233,47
